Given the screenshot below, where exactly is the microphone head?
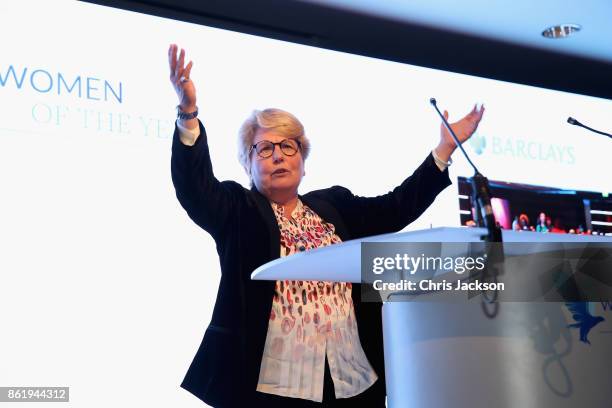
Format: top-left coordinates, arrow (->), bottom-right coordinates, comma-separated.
567,117 -> 577,125
429,98 -> 437,105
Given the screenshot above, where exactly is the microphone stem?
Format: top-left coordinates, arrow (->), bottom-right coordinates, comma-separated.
430,98 -> 502,243
581,123 -> 612,138
569,117 -> 612,139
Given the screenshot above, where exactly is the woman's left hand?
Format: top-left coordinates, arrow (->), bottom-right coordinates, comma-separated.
435,104 -> 485,162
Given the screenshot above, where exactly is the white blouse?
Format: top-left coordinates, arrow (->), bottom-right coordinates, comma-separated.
256,199 -> 378,402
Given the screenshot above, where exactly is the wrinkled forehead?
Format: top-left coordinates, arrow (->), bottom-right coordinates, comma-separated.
253,128 -> 291,144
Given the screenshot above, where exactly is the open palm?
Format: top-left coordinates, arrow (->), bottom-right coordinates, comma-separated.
440,104 -> 485,148
168,44 -> 196,111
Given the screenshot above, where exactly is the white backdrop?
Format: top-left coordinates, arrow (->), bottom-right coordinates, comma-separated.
0,1 -> 611,407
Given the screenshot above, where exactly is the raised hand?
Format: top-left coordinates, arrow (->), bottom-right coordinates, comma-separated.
168,44 -> 196,112
436,104 -> 485,162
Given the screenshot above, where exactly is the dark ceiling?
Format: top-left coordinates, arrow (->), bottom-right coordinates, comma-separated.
82,0 -> 612,100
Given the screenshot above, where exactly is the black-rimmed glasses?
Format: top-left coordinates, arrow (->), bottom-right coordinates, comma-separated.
249,139 -> 302,158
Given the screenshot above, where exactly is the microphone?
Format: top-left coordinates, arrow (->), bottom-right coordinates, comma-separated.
429,97 -> 502,243
430,98 -> 504,310
567,116 -> 612,138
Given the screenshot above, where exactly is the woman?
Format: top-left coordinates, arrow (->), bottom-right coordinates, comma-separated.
519,213 -> 533,231
168,44 -> 484,407
535,212 -> 549,233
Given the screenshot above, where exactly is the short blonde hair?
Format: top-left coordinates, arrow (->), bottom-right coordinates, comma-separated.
237,108 -> 311,178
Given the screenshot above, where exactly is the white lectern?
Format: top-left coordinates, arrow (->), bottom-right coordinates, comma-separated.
251,227 -> 612,408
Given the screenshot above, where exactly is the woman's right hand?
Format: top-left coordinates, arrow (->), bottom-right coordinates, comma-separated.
168,44 -> 197,112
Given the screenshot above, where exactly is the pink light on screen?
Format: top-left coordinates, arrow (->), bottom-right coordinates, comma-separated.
491,197 -> 511,229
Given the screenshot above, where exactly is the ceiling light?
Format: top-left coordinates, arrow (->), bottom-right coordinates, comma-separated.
542,24 -> 581,39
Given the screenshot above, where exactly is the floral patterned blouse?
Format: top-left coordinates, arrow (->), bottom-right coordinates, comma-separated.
256,199 -> 378,402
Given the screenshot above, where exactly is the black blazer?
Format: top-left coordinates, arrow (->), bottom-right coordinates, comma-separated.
171,121 -> 451,406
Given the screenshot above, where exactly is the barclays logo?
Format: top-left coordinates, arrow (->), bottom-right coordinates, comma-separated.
469,132 -> 486,155
467,133 -> 575,165
565,302 -> 606,345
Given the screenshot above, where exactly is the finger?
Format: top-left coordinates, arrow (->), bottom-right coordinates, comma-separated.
466,104 -> 477,119
168,44 -> 177,77
476,104 -> 485,122
171,45 -> 182,80
169,45 -> 176,77
177,48 -> 186,77
183,60 -> 193,80
443,110 -> 449,120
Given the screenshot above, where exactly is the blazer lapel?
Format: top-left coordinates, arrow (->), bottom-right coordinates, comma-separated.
301,193 -> 350,241
248,186 -> 280,260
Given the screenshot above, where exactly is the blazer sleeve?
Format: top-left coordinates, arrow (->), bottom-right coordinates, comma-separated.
321,152 -> 452,239
170,119 -> 243,241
